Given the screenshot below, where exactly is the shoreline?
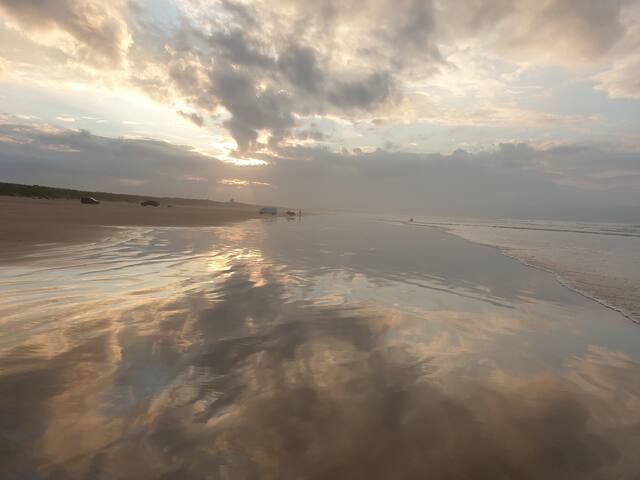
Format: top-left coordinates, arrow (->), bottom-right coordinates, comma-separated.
399,219 -> 640,326
0,196 -> 262,263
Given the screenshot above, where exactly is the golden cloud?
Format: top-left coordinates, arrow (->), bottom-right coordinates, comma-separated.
219,178 -> 271,187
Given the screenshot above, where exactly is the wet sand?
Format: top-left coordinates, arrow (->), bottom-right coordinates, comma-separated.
1,215 -> 640,478
0,196 -> 260,262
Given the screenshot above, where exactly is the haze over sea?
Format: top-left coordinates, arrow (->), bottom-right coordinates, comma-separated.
2,213 -> 640,479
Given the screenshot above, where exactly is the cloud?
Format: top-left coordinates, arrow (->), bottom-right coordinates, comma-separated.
2,120 -> 639,220
177,110 -> 205,127
0,56 -> 9,77
0,120 -> 234,197
0,0 -> 639,208
441,0 -> 629,64
211,28 -> 275,69
122,0 -> 450,153
55,115 -> 76,123
0,0 -> 131,68
387,0 -> 441,67
211,65 -> 296,152
277,44 -> 324,94
596,56 -> 640,98
3,0 -> 636,156
128,0 -> 635,152
0,0 -> 640,160
595,23 -> 640,98
328,72 -> 396,110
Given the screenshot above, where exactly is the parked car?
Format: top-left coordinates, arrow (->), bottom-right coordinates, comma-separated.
285,210 -> 297,216
259,207 -> 277,215
141,200 -> 160,207
80,196 -> 100,204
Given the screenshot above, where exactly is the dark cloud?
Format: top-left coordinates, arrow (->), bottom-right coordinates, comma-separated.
328,72 -> 395,110
277,44 -> 325,93
168,59 -> 204,97
211,28 -> 274,68
388,0 -> 442,68
246,144 -> 640,220
177,110 -> 205,127
293,127 -> 327,142
211,66 -> 296,152
2,122 -> 639,221
0,122 -> 235,197
261,0 -> 443,66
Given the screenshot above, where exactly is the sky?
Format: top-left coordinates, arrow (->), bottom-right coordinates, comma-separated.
0,0 -> 639,219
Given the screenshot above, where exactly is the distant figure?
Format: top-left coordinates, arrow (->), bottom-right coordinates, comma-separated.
299,209 -> 302,216
409,218 -> 413,222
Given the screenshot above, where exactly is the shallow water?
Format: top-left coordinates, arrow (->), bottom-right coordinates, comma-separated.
1,215 -> 640,479
405,217 -> 640,323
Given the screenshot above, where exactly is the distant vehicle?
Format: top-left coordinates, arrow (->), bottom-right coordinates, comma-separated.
259,207 -> 277,215
80,196 -> 100,205
285,210 -> 297,216
141,200 -> 160,207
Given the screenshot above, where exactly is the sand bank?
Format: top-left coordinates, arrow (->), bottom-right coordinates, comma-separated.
0,196 -> 260,262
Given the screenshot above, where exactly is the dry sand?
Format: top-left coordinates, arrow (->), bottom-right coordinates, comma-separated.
0,196 -> 261,262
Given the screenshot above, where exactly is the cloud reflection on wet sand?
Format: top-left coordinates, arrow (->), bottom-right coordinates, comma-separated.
1,218 -> 640,478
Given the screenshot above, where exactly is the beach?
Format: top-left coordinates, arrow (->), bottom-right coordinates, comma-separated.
1,213 -> 640,478
0,197 -> 260,262
2,0 -> 640,476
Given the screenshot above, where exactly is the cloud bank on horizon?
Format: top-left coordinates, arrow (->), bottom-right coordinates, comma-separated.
0,0 -> 639,218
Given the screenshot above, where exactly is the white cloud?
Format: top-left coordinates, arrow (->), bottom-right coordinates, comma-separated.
0,0 -> 132,69
440,0 -> 630,65
0,56 -> 9,77
595,22 -> 640,98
